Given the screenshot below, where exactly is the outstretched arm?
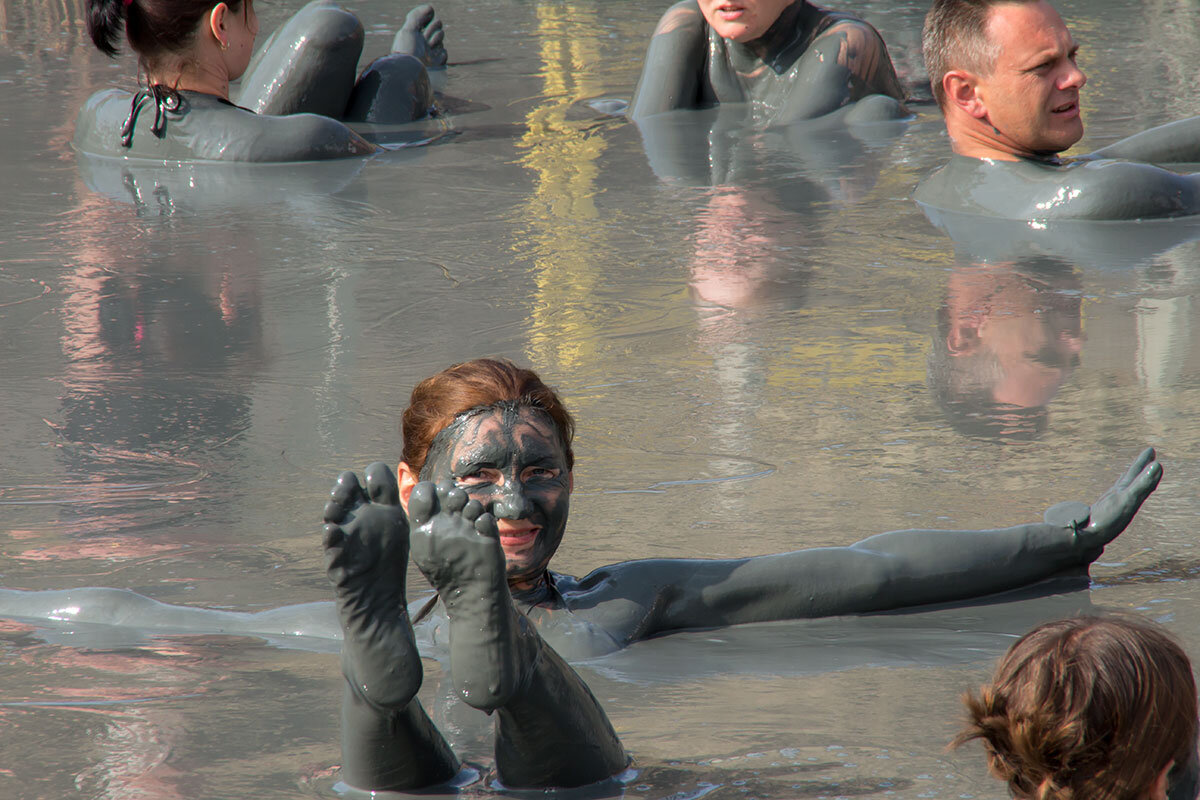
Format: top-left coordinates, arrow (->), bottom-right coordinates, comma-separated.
608,449 -> 1161,638
629,1 -> 708,120
1090,116 -> 1200,164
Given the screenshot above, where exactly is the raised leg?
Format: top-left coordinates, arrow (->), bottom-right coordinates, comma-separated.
236,1 -> 364,117
323,464 -> 458,791
408,481 -> 627,788
344,5 -> 446,123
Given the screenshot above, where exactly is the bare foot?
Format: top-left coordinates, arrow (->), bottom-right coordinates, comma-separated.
408,480 -> 526,710
392,4 -> 448,68
323,463 -> 422,709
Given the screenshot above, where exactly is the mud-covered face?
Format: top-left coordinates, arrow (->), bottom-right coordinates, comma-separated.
421,406 -> 571,586
697,0 -> 793,43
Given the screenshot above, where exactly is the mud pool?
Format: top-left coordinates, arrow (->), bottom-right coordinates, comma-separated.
3,0 -> 1200,798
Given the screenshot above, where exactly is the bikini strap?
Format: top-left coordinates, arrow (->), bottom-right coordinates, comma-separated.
120,84 -> 182,148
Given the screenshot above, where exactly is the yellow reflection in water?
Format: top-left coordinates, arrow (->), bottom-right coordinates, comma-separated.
514,3 -> 610,374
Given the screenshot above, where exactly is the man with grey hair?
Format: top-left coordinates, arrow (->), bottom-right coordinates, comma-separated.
915,0 -> 1200,221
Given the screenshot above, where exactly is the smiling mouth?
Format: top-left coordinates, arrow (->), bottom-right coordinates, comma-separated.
1051,100 -> 1078,114
715,3 -> 746,20
497,526 -> 539,549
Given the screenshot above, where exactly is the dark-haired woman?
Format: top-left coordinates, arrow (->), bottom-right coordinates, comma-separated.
321,358 -> 1162,792
77,0 -> 447,161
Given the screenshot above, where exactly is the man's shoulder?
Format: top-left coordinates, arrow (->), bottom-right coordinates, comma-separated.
916,152 -> 1200,220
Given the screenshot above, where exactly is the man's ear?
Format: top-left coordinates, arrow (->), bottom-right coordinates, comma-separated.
947,317 -> 982,356
944,70 -> 988,119
397,462 -> 419,514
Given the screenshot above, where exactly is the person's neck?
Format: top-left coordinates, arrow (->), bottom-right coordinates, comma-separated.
148,60 -> 231,102
509,571 -> 553,604
728,1 -> 815,73
947,117 -> 1063,164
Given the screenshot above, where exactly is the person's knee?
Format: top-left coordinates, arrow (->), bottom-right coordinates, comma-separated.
344,54 -> 433,124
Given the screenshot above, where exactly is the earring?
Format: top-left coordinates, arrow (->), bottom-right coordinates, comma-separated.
219,40 -> 228,51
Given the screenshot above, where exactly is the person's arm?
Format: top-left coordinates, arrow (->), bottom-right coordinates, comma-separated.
628,1 -> 708,121
607,449 -> 1160,637
1090,117 -> 1200,164
776,21 -> 905,123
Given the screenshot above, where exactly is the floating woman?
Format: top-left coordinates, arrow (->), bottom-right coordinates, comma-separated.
321,357 -> 1161,791
77,0 -> 449,161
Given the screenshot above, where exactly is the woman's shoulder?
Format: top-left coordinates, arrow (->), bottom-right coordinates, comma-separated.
73,87 -> 375,162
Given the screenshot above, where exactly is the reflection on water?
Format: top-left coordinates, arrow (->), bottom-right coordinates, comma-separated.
7,0 -> 1200,798
927,258 -> 1083,441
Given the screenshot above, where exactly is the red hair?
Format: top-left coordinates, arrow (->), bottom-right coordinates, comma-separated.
401,358 -> 575,476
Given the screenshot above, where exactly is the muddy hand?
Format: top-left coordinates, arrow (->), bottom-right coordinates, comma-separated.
1043,447 -> 1162,559
392,4 -> 448,68
323,463 -> 422,709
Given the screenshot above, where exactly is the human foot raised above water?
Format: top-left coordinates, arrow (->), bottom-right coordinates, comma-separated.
408,480 -> 531,711
393,4 -> 448,68
324,463 -> 422,709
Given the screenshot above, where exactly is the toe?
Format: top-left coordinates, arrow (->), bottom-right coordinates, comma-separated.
408,481 -> 439,524
443,485 -> 468,513
474,512 -> 499,538
462,498 -> 484,522
323,522 -> 346,550
404,4 -> 436,31
364,462 -> 400,505
326,470 -> 365,523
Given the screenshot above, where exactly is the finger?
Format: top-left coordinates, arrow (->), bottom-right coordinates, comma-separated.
364,462 -> 400,505
474,512 -> 499,538
408,481 -> 439,524
462,498 -> 484,522
1113,447 -> 1157,492
428,28 -> 444,49
325,470 -> 365,523
424,18 -> 443,37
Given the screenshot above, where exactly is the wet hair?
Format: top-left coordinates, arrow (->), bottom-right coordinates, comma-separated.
954,616 -> 1198,800
401,358 -> 575,477
922,0 -> 1038,107
87,0 -> 244,64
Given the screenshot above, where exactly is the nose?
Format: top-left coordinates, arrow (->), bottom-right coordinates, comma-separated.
1061,60 -> 1086,90
491,483 -> 535,520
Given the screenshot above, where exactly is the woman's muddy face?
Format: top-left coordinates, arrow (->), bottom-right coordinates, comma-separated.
421,406 -> 571,585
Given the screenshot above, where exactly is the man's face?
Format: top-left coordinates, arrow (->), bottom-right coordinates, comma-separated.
697,0 -> 794,43
421,406 -> 571,586
973,1 -> 1087,155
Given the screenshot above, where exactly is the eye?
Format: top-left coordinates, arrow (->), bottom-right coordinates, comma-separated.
458,468 -> 501,485
523,466 -> 559,482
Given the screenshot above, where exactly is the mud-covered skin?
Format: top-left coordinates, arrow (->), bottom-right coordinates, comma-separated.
322,464 -> 459,790
416,447 -> 1162,660
323,465 -> 421,711
914,153 -> 1200,221
406,479 -> 626,787
73,2 -> 445,162
629,0 -> 906,124
73,89 -> 377,162
418,406 -> 571,587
